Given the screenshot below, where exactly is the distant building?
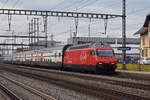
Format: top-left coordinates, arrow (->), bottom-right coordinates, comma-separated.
134,13 -> 150,58
67,37 -> 140,57
29,40 -> 62,50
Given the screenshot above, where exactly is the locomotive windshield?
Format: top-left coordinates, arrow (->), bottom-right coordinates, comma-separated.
96,49 -> 114,57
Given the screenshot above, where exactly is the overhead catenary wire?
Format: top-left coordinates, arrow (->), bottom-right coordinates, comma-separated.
50,0 -> 70,10
0,0 -> 20,30
59,0 -> 89,11
53,1 -> 123,37
47,0 -> 123,38
73,0 -> 99,11
6,0 -> 20,32
53,30 -> 70,36
11,0 -> 20,9
105,22 -> 144,31
1,0 -> 9,9
127,6 -> 150,15
63,0 -> 92,11
1,1 -> 146,40
0,0 -> 9,54
91,1 -> 122,13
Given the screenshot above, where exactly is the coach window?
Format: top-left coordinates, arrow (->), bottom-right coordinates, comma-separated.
90,50 -> 96,55
64,52 -> 66,56
59,53 -> 61,57
55,53 -> 57,57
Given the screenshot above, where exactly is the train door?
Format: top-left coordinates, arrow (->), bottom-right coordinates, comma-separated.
31,54 -> 33,65
24,54 -> 26,64
40,52 -> 43,66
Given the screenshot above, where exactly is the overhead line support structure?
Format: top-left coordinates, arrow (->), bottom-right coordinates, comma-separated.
0,9 -> 123,54
0,43 -> 45,46
0,9 -> 122,19
0,9 -> 122,49
0,35 -> 46,38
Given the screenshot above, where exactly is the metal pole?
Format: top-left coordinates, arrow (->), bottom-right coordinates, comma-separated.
75,17 -> 78,37
8,14 -> 12,32
139,39 -> 141,71
31,19 -> 33,50
37,18 -> 39,49
29,22 -> 31,50
88,19 -> 91,37
104,18 -> 108,35
43,16 -> 48,48
88,24 -> 90,37
12,31 -> 14,53
34,18 -> 36,50
45,16 -> 48,48
122,0 -> 126,70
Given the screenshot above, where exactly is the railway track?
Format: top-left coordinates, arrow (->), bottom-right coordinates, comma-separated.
4,64 -> 150,91
0,70 -> 122,100
0,74 -> 56,100
0,64 -> 150,100
0,82 -> 22,100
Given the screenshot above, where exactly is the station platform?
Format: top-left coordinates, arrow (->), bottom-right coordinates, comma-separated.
116,70 -> 150,75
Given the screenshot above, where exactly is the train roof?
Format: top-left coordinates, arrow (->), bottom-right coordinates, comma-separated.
68,42 -> 111,50
38,45 -> 65,52
8,45 -> 67,55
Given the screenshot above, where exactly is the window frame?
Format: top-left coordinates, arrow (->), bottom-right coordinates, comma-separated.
90,50 -> 96,55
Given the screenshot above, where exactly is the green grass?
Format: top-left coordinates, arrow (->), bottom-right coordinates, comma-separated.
117,64 -> 150,71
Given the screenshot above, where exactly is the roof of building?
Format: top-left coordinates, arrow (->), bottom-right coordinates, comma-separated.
134,27 -> 148,35
143,13 -> 150,27
134,13 -> 150,35
68,37 -> 140,45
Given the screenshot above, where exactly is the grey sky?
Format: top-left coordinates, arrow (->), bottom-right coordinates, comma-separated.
0,0 -> 149,42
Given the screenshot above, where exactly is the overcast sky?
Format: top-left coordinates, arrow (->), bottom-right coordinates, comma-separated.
0,0 -> 150,42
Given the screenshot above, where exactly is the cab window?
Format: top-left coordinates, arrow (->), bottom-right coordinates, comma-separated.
90,50 -> 96,55
59,53 -> 61,57
55,53 -> 57,57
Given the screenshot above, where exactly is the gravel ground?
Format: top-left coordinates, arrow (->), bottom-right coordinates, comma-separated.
61,74 -> 150,98
1,65 -> 150,100
74,72 -> 150,86
0,74 -> 44,100
59,73 -> 150,99
0,71 -> 103,100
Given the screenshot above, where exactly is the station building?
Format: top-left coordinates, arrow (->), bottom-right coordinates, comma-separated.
135,13 -> 150,58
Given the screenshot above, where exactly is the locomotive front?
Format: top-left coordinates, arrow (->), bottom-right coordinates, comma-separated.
95,48 -> 117,73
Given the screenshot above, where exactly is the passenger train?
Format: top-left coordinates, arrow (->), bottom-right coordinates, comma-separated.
2,42 -> 117,73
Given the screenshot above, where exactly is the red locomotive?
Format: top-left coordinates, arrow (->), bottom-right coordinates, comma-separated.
63,43 -> 117,73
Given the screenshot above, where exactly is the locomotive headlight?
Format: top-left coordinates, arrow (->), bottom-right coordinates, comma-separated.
112,63 -> 115,64
99,63 -> 102,64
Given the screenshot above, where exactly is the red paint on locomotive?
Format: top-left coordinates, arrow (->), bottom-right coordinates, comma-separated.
64,46 -> 117,72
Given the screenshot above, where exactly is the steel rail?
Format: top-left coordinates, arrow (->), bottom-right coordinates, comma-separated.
0,82 -> 22,100
7,64 -> 150,91
0,74 -> 56,100
0,64 -> 150,100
